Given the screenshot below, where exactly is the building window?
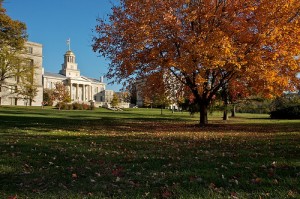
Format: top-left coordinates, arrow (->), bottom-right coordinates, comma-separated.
10,97 -> 18,105
27,47 -> 33,54
27,59 -> 34,67
15,75 -> 20,83
94,96 -> 96,101
10,86 -> 14,93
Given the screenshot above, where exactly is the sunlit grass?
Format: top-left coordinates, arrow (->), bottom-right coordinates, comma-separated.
0,106 -> 299,198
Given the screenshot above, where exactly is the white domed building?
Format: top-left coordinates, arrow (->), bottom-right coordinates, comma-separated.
43,48 -> 109,106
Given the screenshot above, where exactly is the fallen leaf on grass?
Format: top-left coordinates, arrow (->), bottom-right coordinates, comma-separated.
72,173 -> 77,178
288,190 -> 296,197
273,179 -> 278,184
90,178 -> 96,183
112,166 -> 125,177
230,192 -> 238,199
209,183 -> 216,189
251,178 -> 262,184
162,190 -> 172,198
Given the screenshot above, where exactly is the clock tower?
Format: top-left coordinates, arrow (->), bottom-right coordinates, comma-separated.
59,39 -> 80,77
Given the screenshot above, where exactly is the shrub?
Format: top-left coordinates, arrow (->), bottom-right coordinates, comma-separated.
269,94 -> 300,119
72,102 -> 80,110
67,104 -> 73,110
270,105 -> 300,119
43,89 -> 54,106
90,104 -> 95,110
236,99 -> 271,114
56,102 -> 67,110
82,103 -> 89,110
54,102 -> 95,111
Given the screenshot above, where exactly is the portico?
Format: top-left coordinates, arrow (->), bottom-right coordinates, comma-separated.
70,82 -> 93,102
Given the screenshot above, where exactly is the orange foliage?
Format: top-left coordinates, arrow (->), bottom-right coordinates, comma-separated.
93,0 -> 300,124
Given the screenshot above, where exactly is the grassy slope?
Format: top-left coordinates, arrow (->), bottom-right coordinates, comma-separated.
0,106 -> 299,198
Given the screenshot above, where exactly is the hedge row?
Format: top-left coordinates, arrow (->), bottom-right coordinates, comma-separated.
55,102 -> 95,110
270,105 -> 300,119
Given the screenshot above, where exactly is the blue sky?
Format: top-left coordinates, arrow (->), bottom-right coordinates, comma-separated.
3,0 -> 122,91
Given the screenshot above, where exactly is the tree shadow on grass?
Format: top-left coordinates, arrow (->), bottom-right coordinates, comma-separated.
0,109 -> 300,197
1,113 -> 300,136
0,129 -> 299,198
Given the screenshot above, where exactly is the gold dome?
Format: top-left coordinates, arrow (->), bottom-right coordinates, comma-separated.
65,50 -> 75,56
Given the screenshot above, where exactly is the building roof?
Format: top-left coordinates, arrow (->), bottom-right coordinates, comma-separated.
43,72 -> 105,85
44,72 -> 66,79
26,41 -> 42,47
82,76 -> 102,84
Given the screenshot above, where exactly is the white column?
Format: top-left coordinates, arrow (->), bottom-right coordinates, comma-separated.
83,85 -> 85,102
76,84 -> 79,101
87,86 -> 89,101
89,86 -> 91,101
91,86 -> 93,101
69,82 -> 72,101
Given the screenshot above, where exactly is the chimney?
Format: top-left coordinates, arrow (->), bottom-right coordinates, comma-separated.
100,76 -> 104,83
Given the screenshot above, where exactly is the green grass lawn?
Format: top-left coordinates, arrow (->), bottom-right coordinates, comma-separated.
0,106 -> 299,198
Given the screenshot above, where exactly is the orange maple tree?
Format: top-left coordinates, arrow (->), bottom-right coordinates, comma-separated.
53,82 -> 71,110
93,0 -> 300,125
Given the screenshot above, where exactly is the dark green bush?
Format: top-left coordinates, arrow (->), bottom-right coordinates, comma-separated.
269,94 -> 300,119
270,105 -> 300,119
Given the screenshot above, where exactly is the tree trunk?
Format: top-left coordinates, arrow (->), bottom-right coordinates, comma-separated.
222,85 -> 229,120
223,102 -> 228,120
199,103 -> 208,126
231,104 -> 236,117
223,108 -> 228,120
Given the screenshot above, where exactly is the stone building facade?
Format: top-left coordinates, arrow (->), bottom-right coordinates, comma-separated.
0,41 -> 114,107
0,41 -> 43,106
0,41 -> 133,108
